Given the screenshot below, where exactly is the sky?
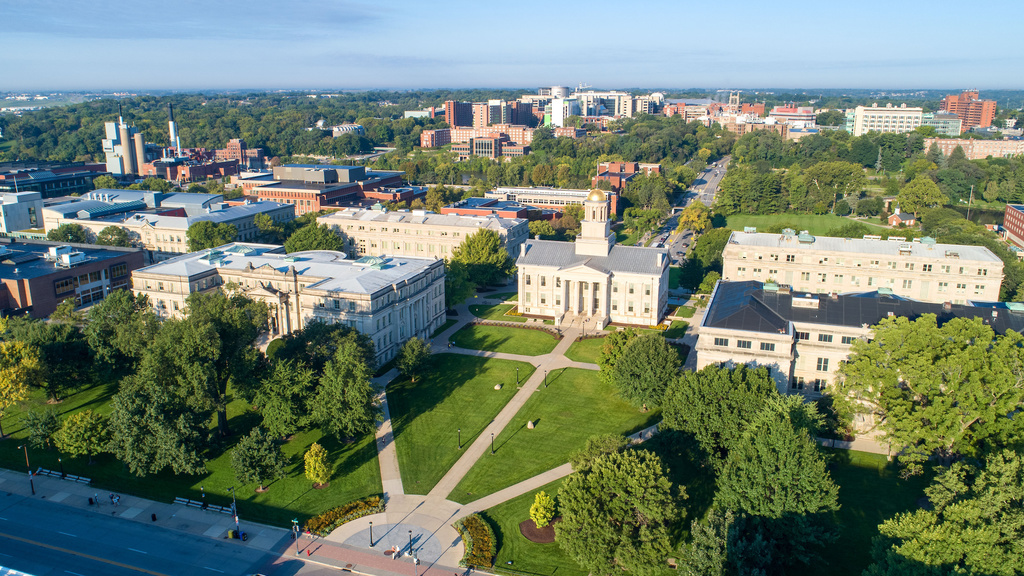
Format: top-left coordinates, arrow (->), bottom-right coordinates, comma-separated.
3,0 -> 1022,92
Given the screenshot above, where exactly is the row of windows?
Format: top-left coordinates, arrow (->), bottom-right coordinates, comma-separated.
524,292 -> 652,315
712,337 -> 776,352
737,254 -> 988,276
736,268 -> 987,293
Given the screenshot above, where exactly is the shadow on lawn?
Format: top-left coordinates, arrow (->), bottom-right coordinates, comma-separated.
387,354 -> 488,436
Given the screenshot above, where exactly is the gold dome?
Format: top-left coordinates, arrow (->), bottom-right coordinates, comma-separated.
586,189 -> 606,202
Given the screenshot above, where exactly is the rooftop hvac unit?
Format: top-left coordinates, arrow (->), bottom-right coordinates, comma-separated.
57,251 -> 86,268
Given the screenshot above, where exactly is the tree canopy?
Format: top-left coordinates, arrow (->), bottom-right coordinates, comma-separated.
186,221 -> 238,252
606,333 -> 680,408
47,223 -> 90,244
230,427 -> 287,492
897,174 -> 947,217
95,225 -> 132,247
451,229 -> 514,286
284,223 -> 344,254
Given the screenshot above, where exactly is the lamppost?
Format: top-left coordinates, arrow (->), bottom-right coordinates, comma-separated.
291,519 -> 300,555
408,529 -> 413,555
369,521 -> 374,547
457,428 -> 462,450
544,370 -> 547,388
17,445 -> 34,495
228,487 -> 240,535
490,432 -> 495,455
201,485 -> 206,509
58,457 -> 65,479
516,367 -> 519,385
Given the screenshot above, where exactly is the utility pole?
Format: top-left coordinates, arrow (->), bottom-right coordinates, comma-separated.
18,445 -> 34,495
228,487 -> 240,535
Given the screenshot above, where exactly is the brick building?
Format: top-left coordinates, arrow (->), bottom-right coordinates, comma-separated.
591,162 -> 662,192
214,139 -> 265,169
940,90 -> 997,131
922,138 -> 1024,160
445,100 -> 473,128
248,165 -> 405,215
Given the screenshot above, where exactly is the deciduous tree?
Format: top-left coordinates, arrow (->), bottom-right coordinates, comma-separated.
0,340 -> 42,437
676,201 -> 711,233
568,433 -> 628,472
95,225 -> 131,247
304,441 -> 331,487
396,337 -> 431,383
530,490 -> 556,528
254,359 -> 315,439
608,333 -> 680,409
186,221 -> 238,251
84,290 -> 160,369
451,229 -> 514,286
310,341 -> 380,440
54,410 -> 110,464
47,223 -> 90,244
230,427 -> 287,492
897,175 -> 947,217
23,407 -> 60,449
284,223 -> 344,253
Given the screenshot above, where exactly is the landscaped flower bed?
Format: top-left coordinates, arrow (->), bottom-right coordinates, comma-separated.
453,513 -> 497,568
303,495 -> 384,536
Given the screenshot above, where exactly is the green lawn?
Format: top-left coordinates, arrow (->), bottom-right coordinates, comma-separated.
564,337 -> 605,364
815,449 -> 931,576
725,214 -> 891,236
388,354 -> 535,494
451,324 -> 559,356
448,368 -> 658,504
486,292 -> 518,302
469,303 -> 527,323
674,305 -> 696,318
430,318 -> 459,338
483,478 -> 587,576
0,380 -> 382,528
664,321 -> 688,339
669,266 -> 682,289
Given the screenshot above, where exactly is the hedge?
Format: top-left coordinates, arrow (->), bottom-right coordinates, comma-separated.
453,513 -> 497,568
303,495 -> 385,536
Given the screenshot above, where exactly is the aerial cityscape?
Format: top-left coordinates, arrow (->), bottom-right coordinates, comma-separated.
1,2 -> 1023,576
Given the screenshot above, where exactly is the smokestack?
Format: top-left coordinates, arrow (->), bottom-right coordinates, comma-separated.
168,103 -> 179,157
133,132 -> 145,176
118,103 -> 123,124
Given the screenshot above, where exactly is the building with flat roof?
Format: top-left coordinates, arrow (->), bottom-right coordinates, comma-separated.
696,281 -> 1024,428
768,106 -> 815,124
441,198 -> 560,220
591,162 -> 661,193
248,165 -> 405,216
922,137 -> 1024,160
214,139 -> 265,169
488,186 -> 620,216
922,112 -> 963,136
845,103 -> 924,136
722,230 -> 1003,304
0,238 -> 145,318
42,190 -> 294,263
1001,204 -> 1024,249
516,190 -> 670,328
318,205 -> 528,260
132,243 -> 445,364
940,90 -> 996,131
0,192 -> 43,235
0,167 -> 107,198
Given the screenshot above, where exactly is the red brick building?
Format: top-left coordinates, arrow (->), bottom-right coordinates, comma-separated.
249,165 -> 405,216
740,102 -> 766,116
1002,204 -> 1024,249
591,162 -> 662,192
214,139 -> 265,168
940,91 -> 997,131
445,100 -> 473,128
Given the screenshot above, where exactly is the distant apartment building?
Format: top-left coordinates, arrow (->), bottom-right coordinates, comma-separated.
549,98 -> 581,127
488,186 -> 620,216
922,138 -> 1024,160
922,112 -> 963,136
663,103 -> 710,122
721,230 -> 1003,304
0,239 -> 145,318
845,103 -> 924,136
131,243 -> 445,365
421,124 -> 537,148
712,115 -> 790,138
42,190 -> 294,263
445,100 -> 473,128
450,136 -> 529,160
940,90 -> 997,131
318,206 -> 528,259
214,139 -> 266,169
591,162 -> 662,193
696,281 -> 1024,405
247,165 -> 405,215
768,106 -> 815,125
1001,204 -> 1024,249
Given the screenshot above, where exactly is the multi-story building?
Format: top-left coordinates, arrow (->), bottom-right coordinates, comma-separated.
138,158 -> 239,184
0,192 -> 43,235
549,97 -> 581,127
922,112 -> 963,136
845,103 -> 924,137
445,100 -> 473,128
248,165 -> 405,215
0,239 -> 145,318
450,136 -> 530,160
721,230 -> 1004,304
0,166 -> 107,198
131,243 -> 446,365
42,190 -> 294,263
488,186 -> 620,215
940,90 -> 997,131
317,206 -> 528,260
696,281 -> 1024,406
441,198 -> 543,220
1001,204 -> 1024,249
922,138 -> 1024,160
214,139 -> 265,169
516,190 -> 669,327
663,103 -> 710,122
712,115 -> 790,138
591,162 -> 661,193
421,124 -> 537,149
768,106 -> 816,124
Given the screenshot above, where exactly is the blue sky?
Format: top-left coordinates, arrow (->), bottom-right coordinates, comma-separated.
4,0 -> 1021,91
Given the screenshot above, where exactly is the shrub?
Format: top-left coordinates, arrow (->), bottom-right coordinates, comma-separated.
303,495 -> 384,536
453,513 -> 496,568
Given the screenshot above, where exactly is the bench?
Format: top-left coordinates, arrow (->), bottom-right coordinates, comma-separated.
172,497 -> 232,514
35,468 -> 91,485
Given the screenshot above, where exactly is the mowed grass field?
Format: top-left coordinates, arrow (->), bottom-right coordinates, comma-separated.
450,324 -> 559,356
725,214 -> 891,236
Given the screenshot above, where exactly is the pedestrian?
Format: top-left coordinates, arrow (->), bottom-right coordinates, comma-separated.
109,493 -> 115,505
114,494 -> 121,507
93,493 -> 99,506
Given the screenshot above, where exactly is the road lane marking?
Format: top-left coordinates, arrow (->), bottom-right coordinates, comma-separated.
128,548 -> 148,554
0,531 -> 170,576
65,571 -> 85,576
203,568 -> 225,573
58,531 -> 77,537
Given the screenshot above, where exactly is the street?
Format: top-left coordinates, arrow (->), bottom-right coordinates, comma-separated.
658,155 -> 730,263
0,494 -> 328,576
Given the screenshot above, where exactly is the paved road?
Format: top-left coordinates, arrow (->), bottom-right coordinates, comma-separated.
0,493 -> 319,576
657,156 -> 731,263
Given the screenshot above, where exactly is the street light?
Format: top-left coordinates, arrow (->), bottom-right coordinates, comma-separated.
201,485 -> 206,509
516,367 -> 519,385
490,432 -> 495,455
369,521 -> 374,547
228,486 -> 240,535
457,428 -> 462,450
17,445 -> 34,495
408,529 -> 413,555
291,519 -> 300,555
58,457 -> 65,479
544,370 -> 547,388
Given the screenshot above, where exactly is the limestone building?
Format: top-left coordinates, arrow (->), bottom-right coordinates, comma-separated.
516,190 -> 670,327
131,243 -> 445,365
317,206 -> 528,260
721,230 -> 1003,304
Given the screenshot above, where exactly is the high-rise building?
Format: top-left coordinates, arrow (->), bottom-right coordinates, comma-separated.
939,90 -> 997,131
444,100 -> 473,128
845,103 -> 924,137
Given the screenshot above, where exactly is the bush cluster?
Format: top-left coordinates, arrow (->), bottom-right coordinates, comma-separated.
453,513 -> 497,568
303,495 -> 384,536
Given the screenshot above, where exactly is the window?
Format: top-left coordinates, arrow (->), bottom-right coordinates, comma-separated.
556,277 -> 561,288
816,358 -> 829,371
627,301 -> 633,312
841,336 -> 856,344
54,278 -> 75,296
974,284 -> 986,295
870,260 -> 879,268
941,265 -> 951,274
834,274 -> 844,284
348,301 -> 355,312
978,268 -> 988,276
818,273 -> 827,283
888,261 -> 897,270
737,340 -> 752,349
525,275 -> 531,286
791,377 -> 805,390
957,283 -> 967,291
801,272 -> 811,281
644,285 -> 651,296
902,279 -> 913,289
922,264 -> 933,272
628,284 -> 634,294
760,342 -> 775,351
904,262 -> 914,271
612,283 -> 618,293
786,255 -> 796,263
938,282 -> 948,292
818,334 -> 833,343
110,264 -> 128,278
540,276 -> 546,287
714,337 -> 729,346
738,267 -> 747,277
796,331 -> 809,340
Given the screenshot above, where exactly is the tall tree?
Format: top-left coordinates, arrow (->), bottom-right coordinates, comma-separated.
897,175 -> 947,217
95,225 -> 132,247
253,359 -> 315,439
230,427 -> 287,492
803,161 -> 867,212
54,409 -> 110,465
568,433 -> 628,472
597,328 -> 639,384
715,397 -> 839,570
84,290 -> 160,369
865,450 -> 1024,576
284,223 -> 344,254
186,221 -> 238,251
444,259 -> 475,308
304,441 -> 331,487
556,449 -> 679,576
835,315 -> 1024,476
395,337 -> 431,383
269,321 -> 375,376
47,223 -> 90,244
5,317 -> 90,402
0,339 -> 42,437
608,333 -> 680,409
450,229 -> 514,286
23,407 -> 61,449
676,201 -> 711,233
681,509 -> 774,576
663,364 -> 778,470
310,340 -> 380,440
